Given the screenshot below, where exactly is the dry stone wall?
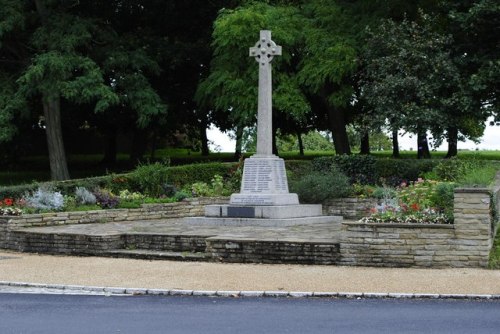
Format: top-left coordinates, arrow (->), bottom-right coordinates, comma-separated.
0,197 -> 229,229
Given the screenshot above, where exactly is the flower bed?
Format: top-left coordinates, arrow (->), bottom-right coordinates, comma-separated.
360,179 -> 455,225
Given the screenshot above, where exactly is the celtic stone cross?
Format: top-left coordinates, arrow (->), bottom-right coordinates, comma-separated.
249,30 -> 282,157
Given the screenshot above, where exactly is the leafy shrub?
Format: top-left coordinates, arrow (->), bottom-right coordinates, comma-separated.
0,183 -> 39,200
173,191 -> 189,201
118,190 -> 145,201
24,187 -> 65,211
75,187 -> 97,205
433,158 -> 474,182
375,159 -> 438,186
129,162 -> 170,197
371,186 -> 397,201
190,174 -> 231,197
429,182 -> 456,217
290,166 -> 351,203
312,155 -> 378,184
167,162 -> 236,187
458,165 -> 497,187
93,188 -> 120,209
63,195 -> 77,211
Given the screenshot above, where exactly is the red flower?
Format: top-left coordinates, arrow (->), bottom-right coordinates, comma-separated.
410,203 -> 420,211
3,198 -> 14,206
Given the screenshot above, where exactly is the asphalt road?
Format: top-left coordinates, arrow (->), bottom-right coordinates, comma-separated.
1,294 -> 500,334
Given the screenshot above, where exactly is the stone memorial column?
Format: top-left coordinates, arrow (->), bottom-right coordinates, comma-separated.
230,30 -> 299,206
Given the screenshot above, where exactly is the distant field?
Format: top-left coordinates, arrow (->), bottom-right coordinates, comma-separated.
1,149 -> 499,186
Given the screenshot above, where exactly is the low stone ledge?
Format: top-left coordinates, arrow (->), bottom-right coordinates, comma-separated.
342,222 -> 455,229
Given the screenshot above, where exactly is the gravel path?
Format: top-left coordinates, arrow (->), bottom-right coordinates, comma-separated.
1,250 -> 499,294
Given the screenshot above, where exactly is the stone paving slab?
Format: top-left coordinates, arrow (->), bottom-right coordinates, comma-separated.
12,218 -> 344,243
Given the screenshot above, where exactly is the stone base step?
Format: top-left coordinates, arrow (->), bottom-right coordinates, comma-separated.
184,215 -> 343,227
104,249 -> 210,261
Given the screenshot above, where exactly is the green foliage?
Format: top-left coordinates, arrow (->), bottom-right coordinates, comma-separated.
167,163 -> 236,188
360,11 -> 486,149
459,165 -> 498,188
312,155 -> 378,184
375,159 -> 438,186
129,162 -> 170,197
290,166 -> 351,203
433,158 -> 475,182
429,182 -> 456,217
190,175 -> 232,197
489,228 -> 500,269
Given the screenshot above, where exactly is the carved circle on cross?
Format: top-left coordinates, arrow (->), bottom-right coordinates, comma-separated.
250,37 -> 280,65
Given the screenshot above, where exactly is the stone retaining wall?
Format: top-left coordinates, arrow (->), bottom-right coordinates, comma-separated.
339,182 -> 499,268
0,197 -> 229,229
206,237 -> 339,264
323,198 -> 377,219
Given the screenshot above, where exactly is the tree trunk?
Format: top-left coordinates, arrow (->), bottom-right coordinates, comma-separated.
327,105 -> 351,155
43,94 -> 70,180
102,126 -> 117,166
360,131 -> 370,155
199,120 -> 209,156
445,126 -> 458,158
392,129 -> 400,158
297,130 -> 304,156
417,131 -> 431,159
234,126 -> 243,159
129,128 -> 148,163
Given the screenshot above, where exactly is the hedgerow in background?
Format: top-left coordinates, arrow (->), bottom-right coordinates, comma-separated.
375,159 -> 438,186
312,155 -> 378,185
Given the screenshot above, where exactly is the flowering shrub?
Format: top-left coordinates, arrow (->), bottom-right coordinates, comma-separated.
0,197 -> 23,215
119,190 -> 145,201
361,179 -> 455,224
93,188 -> 120,209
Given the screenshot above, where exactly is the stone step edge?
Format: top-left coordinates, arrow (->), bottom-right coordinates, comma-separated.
103,249 -> 210,261
1,281 -> 499,300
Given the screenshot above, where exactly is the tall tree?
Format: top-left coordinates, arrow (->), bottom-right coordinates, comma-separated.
1,1 -> 119,180
360,12 -> 483,158
197,1 -> 360,154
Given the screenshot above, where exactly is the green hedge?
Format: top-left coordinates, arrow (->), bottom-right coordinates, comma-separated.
375,159 -> 438,185
312,155 -> 378,184
0,162 -> 237,199
306,156 -> 440,186
166,162 -> 237,187
0,158 -> 445,199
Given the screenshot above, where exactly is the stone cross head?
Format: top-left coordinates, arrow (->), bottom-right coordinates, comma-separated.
249,30 -> 282,66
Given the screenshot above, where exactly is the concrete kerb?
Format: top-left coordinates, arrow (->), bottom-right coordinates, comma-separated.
1,281 -> 499,300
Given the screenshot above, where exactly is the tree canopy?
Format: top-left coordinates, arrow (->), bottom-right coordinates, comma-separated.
1,0 -> 498,180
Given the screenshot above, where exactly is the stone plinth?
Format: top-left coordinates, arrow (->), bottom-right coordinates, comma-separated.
185,215 -> 342,227
205,204 -> 322,219
230,156 -> 299,206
